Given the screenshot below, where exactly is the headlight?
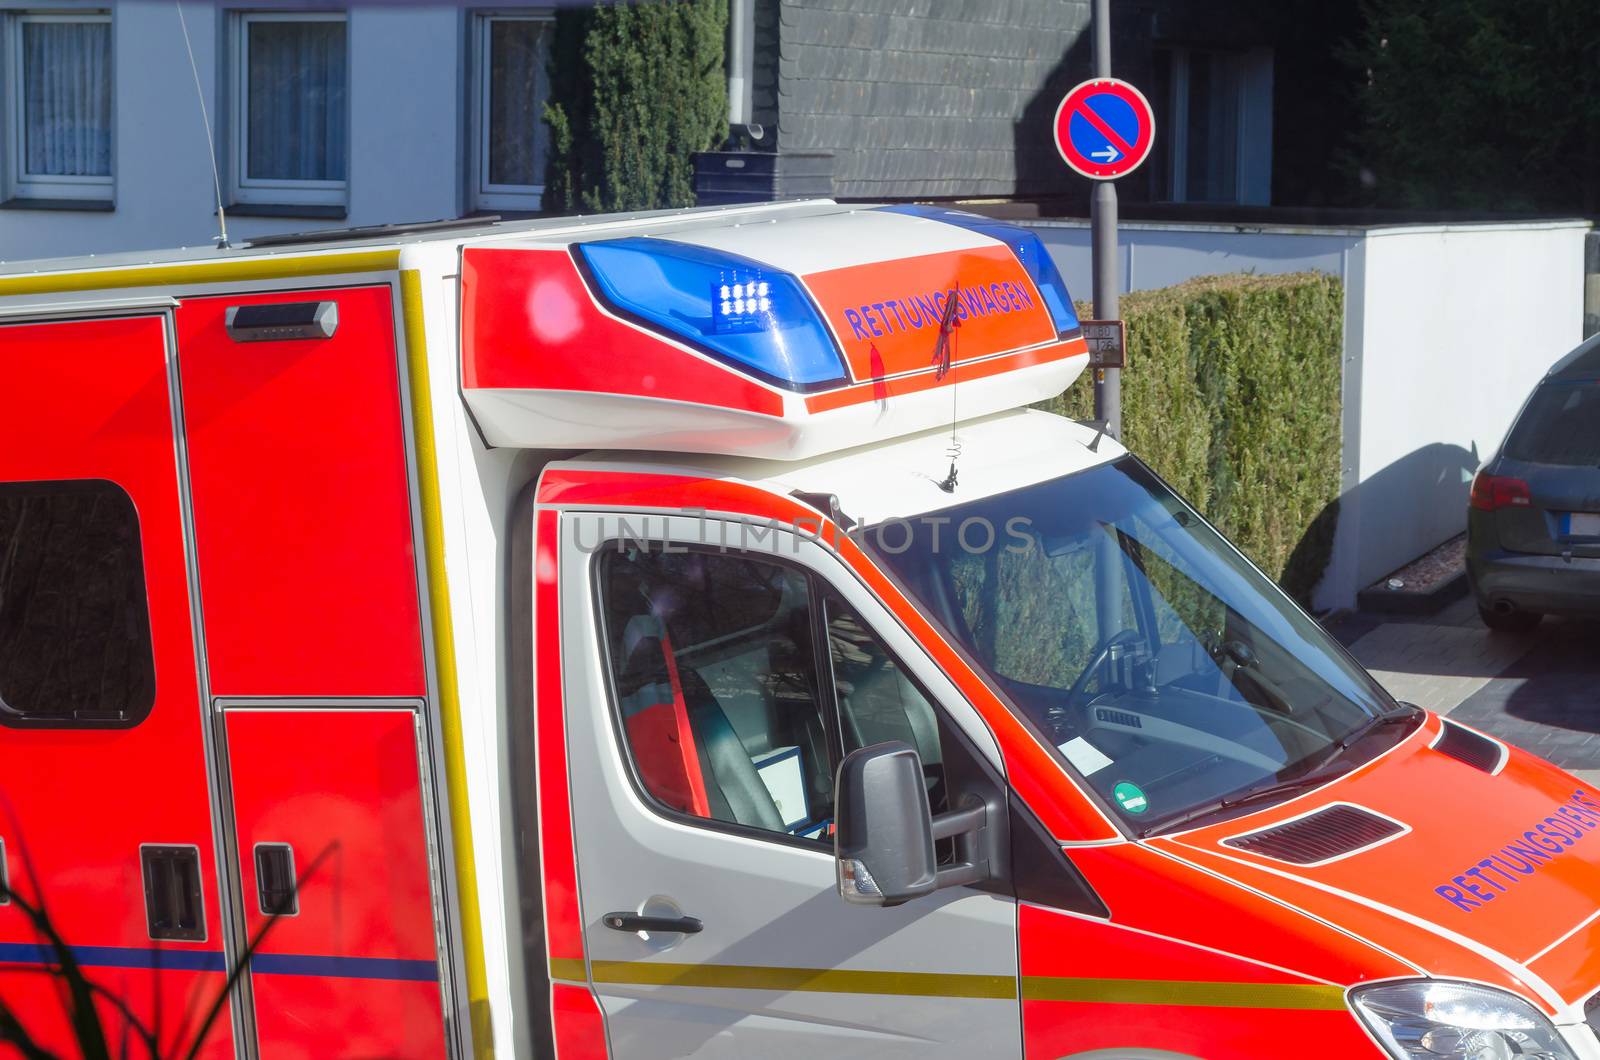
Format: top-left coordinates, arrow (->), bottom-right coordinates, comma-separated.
1350,981 -> 1577,1060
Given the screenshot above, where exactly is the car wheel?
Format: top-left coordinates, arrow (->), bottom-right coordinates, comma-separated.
1478,604 -> 1541,633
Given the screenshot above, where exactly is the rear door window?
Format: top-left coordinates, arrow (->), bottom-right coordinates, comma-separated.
0,479 -> 156,726
1504,382 -> 1600,466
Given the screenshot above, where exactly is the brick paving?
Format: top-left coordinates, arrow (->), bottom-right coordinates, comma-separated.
1449,616 -> 1600,775
1332,595 -> 1600,785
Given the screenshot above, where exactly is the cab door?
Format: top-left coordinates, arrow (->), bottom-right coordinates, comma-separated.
554,512 -> 1021,1058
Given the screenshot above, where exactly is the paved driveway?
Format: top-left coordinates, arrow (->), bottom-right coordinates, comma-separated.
1331,596 -> 1600,784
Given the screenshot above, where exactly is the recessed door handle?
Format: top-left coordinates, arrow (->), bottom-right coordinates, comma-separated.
603,912 -> 702,934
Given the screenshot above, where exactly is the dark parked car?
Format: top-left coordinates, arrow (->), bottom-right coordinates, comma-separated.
1467,336 -> 1600,631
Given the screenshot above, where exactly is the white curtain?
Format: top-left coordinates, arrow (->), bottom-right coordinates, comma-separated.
487,18 -> 550,188
246,20 -> 348,182
22,20 -> 112,178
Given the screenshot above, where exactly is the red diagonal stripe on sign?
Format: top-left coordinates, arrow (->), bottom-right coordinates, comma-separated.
1073,98 -> 1135,157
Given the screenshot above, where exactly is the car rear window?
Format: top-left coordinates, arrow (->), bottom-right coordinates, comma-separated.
1504,382 -> 1600,466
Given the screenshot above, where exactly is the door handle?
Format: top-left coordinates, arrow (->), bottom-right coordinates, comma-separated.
603,912 -> 702,934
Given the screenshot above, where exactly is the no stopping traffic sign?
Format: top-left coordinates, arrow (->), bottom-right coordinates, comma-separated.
1053,78 -> 1155,180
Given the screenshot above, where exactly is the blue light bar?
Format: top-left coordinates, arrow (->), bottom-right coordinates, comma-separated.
575,237 -> 847,391
880,204 -> 1080,336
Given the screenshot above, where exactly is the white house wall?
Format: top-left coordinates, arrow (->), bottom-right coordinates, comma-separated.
0,0 -> 466,262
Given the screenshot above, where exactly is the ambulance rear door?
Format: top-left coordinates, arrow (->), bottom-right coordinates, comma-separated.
0,310 -> 233,1056
173,285 -> 452,1058
546,510 -> 1022,1058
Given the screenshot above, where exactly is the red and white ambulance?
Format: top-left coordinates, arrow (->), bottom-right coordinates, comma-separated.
3,200 -> 1600,1060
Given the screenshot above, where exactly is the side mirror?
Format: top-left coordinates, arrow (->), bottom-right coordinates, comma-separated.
834,742 -> 937,906
834,741 -> 999,907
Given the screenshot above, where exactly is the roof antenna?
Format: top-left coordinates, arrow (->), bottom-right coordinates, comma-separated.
176,0 -> 229,249
933,283 -> 962,493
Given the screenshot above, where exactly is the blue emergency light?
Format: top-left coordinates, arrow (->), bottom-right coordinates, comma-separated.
575,237 -> 848,391
881,204 -> 1081,336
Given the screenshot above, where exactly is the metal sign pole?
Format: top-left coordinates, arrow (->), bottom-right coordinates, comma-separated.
1090,0 -> 1121,438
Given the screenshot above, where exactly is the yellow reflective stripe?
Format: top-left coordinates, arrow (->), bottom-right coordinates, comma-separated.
1021,976 -> 1348,1010
401,270 -> 493,1059
584,960 -> 1016,999
549,957 -> 588,983
549,960 -> 1348,1011
0,249 -> 400,297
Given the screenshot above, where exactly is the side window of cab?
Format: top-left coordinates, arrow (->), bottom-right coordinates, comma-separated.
596,545 -> 947,843
824,592 -> 948,818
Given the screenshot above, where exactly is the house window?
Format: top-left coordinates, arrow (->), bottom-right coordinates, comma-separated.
231,11 -> 348,208
3,11 -> 113,204
471,12 -> 552,212
1150,46 -> 1273,206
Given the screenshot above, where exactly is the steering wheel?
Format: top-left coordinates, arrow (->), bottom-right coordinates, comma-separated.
1064,628 -> 1145,709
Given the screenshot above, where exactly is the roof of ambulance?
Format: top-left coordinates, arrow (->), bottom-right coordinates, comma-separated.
0,199 -> 860,276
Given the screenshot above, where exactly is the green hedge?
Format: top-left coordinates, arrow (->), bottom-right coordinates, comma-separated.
543,0 -> 727,214
1040,272 -> 1344,604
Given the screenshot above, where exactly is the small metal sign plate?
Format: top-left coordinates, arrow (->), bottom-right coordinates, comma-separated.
1082,319 -> 1125,368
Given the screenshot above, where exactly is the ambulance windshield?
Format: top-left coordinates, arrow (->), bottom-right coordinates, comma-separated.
862,457 -> 1415,836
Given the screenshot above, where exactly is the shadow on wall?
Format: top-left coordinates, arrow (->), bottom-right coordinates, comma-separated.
1297,441 -> 1482,607
1010,1 -> 1258,205
1012,18 -> 1091,198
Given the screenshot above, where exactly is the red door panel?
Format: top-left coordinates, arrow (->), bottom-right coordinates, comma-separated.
175,286 -> 424,697
0,316 -> 231,1057
225,708 -> 445,1059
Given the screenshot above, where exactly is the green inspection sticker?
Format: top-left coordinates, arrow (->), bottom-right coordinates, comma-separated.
1112,781 -> 1149,815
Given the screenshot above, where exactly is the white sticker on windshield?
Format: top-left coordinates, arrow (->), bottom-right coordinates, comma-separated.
1059,737 -> 1113,776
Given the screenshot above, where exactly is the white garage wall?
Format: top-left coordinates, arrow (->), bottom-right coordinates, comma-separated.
1023,218 -> 1357,299
1023,216 -> 1590,611
1340,222 -> 1588,601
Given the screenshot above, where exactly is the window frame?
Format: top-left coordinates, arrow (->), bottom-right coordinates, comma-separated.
571,506 -> 1019,858
589,529 -> 1022,886
469,8 -> 553,213
591,536 -> 970,853
229,9 -> 349,208
2,9 -> 115,204
0,477 -> 156,729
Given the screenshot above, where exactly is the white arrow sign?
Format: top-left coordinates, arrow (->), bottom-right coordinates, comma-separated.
1091,145 -> 1121,162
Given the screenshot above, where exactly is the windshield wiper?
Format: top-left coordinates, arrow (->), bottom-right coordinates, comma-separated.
1294,709 -> 1417,777
1138,710 -> 1419,837
1139,774 -> 1333,837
